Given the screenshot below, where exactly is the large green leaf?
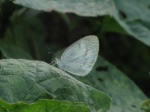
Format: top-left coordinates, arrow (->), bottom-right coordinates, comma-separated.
113,0 -> 150,46
0,40 -> 32,59
76,56 -> 147,112
12,0 -> 115,17
1,8 -> 47,60
0,59 -> 111,112
0,99 -> 89,112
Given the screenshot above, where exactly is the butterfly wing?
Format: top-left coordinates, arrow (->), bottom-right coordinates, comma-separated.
60,35 -> 99,76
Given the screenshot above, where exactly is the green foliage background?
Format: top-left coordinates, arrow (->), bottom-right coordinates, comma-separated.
0,0 -> 150,112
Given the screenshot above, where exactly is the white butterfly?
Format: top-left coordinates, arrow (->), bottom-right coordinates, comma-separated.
55,35 -> 99,76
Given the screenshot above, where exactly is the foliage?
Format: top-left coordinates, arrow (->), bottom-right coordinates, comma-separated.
0,59 -> 110,111
77,56 -> 147,112
0,99 -> 89,112
13,0 -> 115,16
0,0 -> 150,112
141,99 -> 150,112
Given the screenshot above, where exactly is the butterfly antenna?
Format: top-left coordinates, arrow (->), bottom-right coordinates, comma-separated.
45,46 -> 55,55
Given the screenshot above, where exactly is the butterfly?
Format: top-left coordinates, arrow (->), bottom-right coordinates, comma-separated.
55,35 -> 99,76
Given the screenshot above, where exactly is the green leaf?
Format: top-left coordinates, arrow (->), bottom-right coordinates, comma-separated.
0,99 -> 89,112
113,0 -> 150,46
12,0 -> 115,17
0,59 -> 111,112
76,56 -> 147,112
0,40 -> 32,59
2,8 -> 47,60
141,99 -> 150,112
102,16 -> 127,35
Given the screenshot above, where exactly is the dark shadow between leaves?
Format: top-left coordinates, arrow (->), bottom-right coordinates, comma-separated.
98,78 -> 104,82
131,105 -> 136,108
119,11 -> 127,19
96,66 -> 108,72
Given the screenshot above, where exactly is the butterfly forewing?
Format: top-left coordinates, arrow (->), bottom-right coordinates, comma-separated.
59,35 -> 99,76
